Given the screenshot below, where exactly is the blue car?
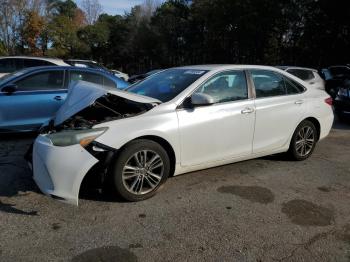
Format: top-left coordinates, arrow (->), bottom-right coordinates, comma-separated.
0,66 -> 129,132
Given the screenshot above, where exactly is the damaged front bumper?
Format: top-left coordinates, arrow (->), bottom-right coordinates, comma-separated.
32,135 -> 100,205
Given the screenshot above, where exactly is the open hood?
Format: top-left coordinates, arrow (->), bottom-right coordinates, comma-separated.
54,81 -> 161,126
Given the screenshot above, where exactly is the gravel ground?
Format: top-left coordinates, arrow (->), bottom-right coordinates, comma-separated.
0,120 -> 349,262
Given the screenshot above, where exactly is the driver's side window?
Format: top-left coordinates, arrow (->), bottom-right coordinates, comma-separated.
16,70 -> 65,91
195,70 -> 248,103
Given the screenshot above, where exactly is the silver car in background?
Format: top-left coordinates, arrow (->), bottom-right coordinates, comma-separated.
0,56 -> 69,78
277,66 -> 325,90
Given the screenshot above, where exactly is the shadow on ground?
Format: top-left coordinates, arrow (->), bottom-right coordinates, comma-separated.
0,133 -> 39,215
332,115 -> 350,130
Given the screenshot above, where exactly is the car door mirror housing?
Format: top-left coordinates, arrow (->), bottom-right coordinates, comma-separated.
191,93 -> 215,106
2,84 -> 17,94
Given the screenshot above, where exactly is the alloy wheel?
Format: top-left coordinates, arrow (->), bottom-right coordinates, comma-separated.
295,126 -> 315,157
122,150 -> 164,195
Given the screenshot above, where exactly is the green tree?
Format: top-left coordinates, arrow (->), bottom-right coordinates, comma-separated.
47,1 -> 87,58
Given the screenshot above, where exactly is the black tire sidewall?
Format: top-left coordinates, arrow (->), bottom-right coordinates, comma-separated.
289,120 -> 317,161
111,139 -> 170,201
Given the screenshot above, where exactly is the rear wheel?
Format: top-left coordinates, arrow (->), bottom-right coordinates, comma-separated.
110,139 -> 170,201
288,120 -> 317,161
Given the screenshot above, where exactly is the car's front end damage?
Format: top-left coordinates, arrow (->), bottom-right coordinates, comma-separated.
31,81 -> 160,205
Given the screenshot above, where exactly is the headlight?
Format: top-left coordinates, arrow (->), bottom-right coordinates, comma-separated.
47,127 -> 108,147
338,88 -> 349,97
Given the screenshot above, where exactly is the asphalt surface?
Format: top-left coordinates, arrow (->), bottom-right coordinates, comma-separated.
0,120 -> 350,262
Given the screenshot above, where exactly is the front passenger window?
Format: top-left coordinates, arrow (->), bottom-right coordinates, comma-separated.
16,71 -> 64,91
195,70 -> 248,103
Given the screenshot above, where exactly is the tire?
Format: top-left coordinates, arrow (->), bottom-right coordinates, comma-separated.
288,120 -> 317,161
109,139 -> 170,201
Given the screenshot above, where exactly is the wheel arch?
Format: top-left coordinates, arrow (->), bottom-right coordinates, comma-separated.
120,135 -> 177,177
302,117 -> 321,141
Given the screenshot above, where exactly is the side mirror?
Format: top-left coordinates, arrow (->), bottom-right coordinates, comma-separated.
2,84 -> 17,94
191,93 -> 215,106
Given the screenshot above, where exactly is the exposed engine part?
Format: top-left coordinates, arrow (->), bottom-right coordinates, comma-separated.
41,94 -> 155,134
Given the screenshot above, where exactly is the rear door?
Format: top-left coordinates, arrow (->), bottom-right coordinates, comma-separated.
250,69 -> 306,153
0,69 -> 66,131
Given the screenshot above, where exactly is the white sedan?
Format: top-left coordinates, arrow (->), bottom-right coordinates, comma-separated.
31,65 -> 334,205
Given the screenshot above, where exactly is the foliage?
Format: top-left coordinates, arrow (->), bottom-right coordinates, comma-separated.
21,11 -> 45,55
0,41 -> 7,55
0,0 -> 349,73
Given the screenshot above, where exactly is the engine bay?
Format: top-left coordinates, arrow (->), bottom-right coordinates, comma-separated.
41,94 -> 155,133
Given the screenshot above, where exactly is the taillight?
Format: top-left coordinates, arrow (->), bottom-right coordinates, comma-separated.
325,97 -> 333,106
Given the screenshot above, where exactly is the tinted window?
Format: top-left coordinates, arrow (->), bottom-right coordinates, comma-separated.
251,70 -> 285,98
0,59 -> 16,73
195,70 -> 248,103
14,59 -> 24,70
70,71 -> 103,85
16,71 -> 64,91
127,69 -> 208,102
103,76 -> 116,88
23,59 -> 53,68
329,67 -> 350,77
284,77 -> 305,94
287,69 -> 314,81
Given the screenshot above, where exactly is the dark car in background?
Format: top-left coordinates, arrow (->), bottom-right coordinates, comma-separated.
321,65 -> 350,98
0,56 -> 69,78
334,79 -> 350,121
0,66 -> 129,132
128,69 -> 164,84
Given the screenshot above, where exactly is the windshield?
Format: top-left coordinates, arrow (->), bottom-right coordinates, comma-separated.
127,69 -> 208,102
0,69 -> 29,85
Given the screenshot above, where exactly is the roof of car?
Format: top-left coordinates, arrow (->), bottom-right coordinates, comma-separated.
0,56 -> 69,66
329,65 -> 350,69
173,64 -> 288,71
0,66 -> 125,86
21,65 -> 112,74
65,59 -> 98,63
276,66 -> 317,72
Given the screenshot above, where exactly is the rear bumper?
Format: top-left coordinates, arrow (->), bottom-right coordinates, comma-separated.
32,135 -> 99,205
318,113 -> 334,140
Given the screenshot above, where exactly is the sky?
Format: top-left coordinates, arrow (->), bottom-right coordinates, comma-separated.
75,0 -> 164,15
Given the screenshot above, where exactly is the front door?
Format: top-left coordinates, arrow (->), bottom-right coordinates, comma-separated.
177,70 -> 255,167
0,70 -> 66,131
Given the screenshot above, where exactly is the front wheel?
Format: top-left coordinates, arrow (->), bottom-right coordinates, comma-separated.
109,139 -> 170,201
288,120 -> 317,161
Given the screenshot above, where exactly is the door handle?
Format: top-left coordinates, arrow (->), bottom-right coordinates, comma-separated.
241,107 -> 254,114
54,96 -> 62,101
295,100 -> 304,105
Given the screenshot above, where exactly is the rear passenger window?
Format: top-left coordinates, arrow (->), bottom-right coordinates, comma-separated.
14,59 -> 24,71
284,77 -> 305,94
250,70 -> 285,98
287,69 -> 314,81
15,71 -> 65,91
23,59 -> 53,68
70,71 -> 103,85
103,77 -> 116,89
